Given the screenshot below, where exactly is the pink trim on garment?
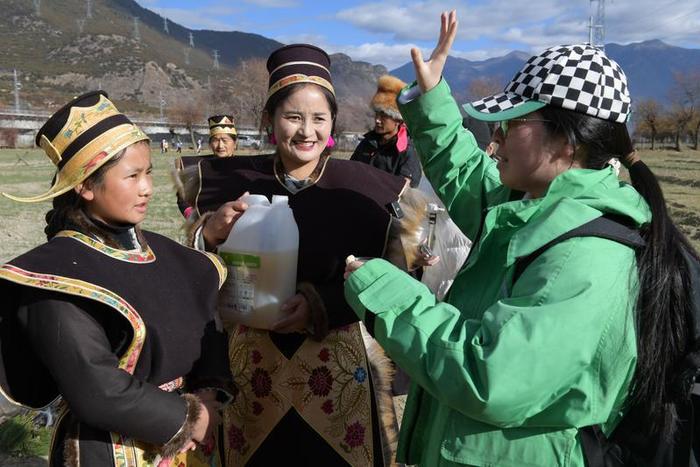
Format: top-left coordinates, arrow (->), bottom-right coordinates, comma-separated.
396,124 -> 408,152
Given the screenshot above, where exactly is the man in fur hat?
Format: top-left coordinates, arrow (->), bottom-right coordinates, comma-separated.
351,75 -> 422,187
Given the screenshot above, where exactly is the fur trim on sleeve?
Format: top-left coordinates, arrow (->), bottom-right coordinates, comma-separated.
384,187 -> 428,270
185,211 -> 214,249
171,162 -> 201,210
297,281 -> 329,341
159,393 -> 202,460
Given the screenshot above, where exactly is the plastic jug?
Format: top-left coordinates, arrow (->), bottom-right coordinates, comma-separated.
217,194 -> 299,329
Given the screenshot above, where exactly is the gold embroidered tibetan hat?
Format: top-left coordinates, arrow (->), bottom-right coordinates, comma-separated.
266,44 -> 335,101
208,115 -> 237,138
2,91 -> 149,203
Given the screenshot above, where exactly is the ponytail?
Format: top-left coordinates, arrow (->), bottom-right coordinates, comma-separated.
538,105 -> 696,440
625,159 -> 694,439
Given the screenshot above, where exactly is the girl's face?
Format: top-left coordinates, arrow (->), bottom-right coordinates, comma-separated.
490,112 -> 574,197
271,85 -> 333,177
79,143 -> 153,225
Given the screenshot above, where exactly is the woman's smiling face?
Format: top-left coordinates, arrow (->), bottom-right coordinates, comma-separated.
271,84 -> 333,178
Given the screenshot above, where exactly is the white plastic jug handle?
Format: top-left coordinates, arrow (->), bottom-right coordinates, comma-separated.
242,194 -> 270,206
271,195 -> 290,206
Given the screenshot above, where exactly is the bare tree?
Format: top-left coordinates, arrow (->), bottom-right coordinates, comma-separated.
635,99 -> 663,150
168,94 -> 205,149
669,70 -> 700,151
230,58 -> 269,128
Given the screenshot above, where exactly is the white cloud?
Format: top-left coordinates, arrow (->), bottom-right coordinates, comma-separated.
336,0 -> 700,55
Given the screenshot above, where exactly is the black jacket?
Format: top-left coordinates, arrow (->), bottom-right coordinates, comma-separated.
350,129 -> 422,187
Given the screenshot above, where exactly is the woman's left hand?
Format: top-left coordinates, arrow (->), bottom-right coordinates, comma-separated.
272,294 -> 311,333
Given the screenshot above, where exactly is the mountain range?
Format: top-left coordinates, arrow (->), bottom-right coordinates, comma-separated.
391,40 -> 700,105
0,0 -> 698,129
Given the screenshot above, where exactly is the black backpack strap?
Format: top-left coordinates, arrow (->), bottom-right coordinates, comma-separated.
513,214 -> 645,284
579,426 -> 606,467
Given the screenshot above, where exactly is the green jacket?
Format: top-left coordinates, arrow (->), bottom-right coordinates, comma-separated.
344,80 -> 652,466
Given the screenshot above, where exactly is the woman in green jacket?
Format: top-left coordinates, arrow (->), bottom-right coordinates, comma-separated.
344,11 -> 696,467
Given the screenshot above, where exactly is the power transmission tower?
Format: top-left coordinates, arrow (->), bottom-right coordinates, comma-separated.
183,48 -> 191,65
13,69 -> 21,113
213,50 -> 220,69
189,32 -> 195,48
86,0 -> 93,19
32,0 -> 40,16
163,17 -> 169,34
159,91 -> 166,121
133,16 -> 141,42
588,0 -> 606,50
76,18 -> 86,35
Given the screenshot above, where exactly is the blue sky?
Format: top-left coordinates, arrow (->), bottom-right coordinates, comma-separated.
140,0 -> 700,69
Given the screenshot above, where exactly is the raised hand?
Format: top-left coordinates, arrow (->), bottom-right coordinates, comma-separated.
202,192 -> 250,248
411,10 -> 458,93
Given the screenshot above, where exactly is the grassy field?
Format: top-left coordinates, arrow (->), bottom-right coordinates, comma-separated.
1,147 -> 699,262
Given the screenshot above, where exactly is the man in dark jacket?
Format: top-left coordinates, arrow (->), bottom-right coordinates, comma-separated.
351,75 -> 422,187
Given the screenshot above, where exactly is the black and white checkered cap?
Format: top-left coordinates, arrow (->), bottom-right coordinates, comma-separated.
464,44 -> 631,123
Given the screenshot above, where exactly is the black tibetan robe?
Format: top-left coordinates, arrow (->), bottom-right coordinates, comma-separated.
0,228 -> 230,466
190,155 -> 407,467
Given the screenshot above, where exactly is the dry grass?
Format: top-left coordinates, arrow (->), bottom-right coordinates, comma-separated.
0,148 -> 699,263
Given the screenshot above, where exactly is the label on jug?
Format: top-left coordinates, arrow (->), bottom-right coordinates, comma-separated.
219,252 -> 260,315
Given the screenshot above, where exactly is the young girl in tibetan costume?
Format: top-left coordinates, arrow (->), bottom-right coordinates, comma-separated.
178,44 -> 432,466
0,91 -> 231,466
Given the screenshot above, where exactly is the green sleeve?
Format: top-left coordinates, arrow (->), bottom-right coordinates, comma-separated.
345,241 -> 637,428
399,79 -> 510,240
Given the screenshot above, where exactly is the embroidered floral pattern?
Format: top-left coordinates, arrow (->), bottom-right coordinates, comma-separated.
318,348 -> 330,362
225,324 -> 373,466
251,368 -> 272,398
308,366 -> 334,396
228,424 -> 248,454
343,421 -> 366,449
321,399 -> 334,414
353,367 -> 367,383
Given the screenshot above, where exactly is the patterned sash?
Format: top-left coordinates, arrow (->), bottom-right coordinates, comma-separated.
223,323 -> 374,466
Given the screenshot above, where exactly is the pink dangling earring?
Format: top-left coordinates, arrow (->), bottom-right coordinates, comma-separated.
326,135 -> 335,149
